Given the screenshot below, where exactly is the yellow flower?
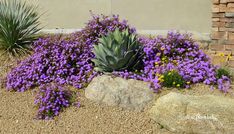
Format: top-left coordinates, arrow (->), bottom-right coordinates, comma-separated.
176,84 -> 180,87
218,53 -> 225,57
161,47 -> 165,51
156,53 -> 161,56
186,81 -> 190,84
155,62 -> 159,65
173,82 -> 176,85
162,57 -> 166,61
227,54 -> 232,61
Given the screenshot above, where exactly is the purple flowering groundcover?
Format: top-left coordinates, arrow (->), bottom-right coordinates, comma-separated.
5,14 -> 232,119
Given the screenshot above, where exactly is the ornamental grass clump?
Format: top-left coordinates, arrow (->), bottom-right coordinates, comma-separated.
35,83 -> 72,120
0,0 -> 41,56
92,29 -> 144,72
7,14 -> 135,92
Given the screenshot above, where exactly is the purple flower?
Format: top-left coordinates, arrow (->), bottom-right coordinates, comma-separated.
35,83 -> 72,119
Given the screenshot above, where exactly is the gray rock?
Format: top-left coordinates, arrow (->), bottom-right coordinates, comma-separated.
225,12 -> 234,18
149,92 -> 234,134
85,75 -> 154,110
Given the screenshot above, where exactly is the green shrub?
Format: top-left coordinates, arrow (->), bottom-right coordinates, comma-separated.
0,0 -> 41,56
216,67 -> 231,79
92,29 -> 144,72
162,70 -> 185,88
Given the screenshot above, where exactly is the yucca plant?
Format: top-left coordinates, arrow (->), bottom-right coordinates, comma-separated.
0,0 -> 41,56
92,29 -> 144,72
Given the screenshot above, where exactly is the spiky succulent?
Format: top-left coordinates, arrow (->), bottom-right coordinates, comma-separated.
0,0 -> 41,56
92,29 -> 144,72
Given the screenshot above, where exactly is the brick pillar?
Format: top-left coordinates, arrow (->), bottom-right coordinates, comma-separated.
211,0 -> 234,68
211,0 -> 234,51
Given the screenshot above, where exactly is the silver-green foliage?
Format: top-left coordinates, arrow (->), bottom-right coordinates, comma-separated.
92,29 -> 144,72
0,0 -> 41,56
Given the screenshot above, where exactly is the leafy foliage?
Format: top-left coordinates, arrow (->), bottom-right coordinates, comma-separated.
0,0 -> 41,56
92,29 -> 144,72
216,67 -> 231,79
162,70 -> 185,88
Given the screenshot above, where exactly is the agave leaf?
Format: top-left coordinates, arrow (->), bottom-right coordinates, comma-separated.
92,29 -> 143,72
93,44 -> 107,62
115,58 -> 128,70
106,55 -> 117,66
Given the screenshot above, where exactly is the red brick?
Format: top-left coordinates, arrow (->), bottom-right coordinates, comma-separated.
213,0 -> 220,4
212,5 -> 220,12
219,4 -> 228,12
227,3 -> 234,7
228,32 -> 234,40
212,18 -> 220,21
212,21 -> 226,27
226,7 -> 234,12
212,13 -> 225,17
224,39 -> 234,44
220,18 -> 234,22
225,22 -> 234,27
211,31 -> 227,39
220,0 -> 228,3
228,60 -> 234,68
216,50 -> 232,55
212,27 -> 219,32
219,27 -> 234,32
225,44 -> 234,51
210,44 -> 225,51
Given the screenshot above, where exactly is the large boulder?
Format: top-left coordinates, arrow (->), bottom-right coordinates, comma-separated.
85,75 -> 154,110
149,92 -> 234,134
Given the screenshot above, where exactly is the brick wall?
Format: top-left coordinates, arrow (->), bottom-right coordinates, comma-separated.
211,0 -> 234,68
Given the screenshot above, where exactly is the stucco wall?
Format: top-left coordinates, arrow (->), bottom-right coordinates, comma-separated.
28,0 -> 211,33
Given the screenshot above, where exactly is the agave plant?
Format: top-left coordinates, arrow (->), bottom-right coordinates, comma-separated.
92,29 -> 144,72
0,0 -> 41,56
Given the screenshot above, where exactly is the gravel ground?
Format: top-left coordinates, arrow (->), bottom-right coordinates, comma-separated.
1,84 -> 234,134
0,88 -> 170,134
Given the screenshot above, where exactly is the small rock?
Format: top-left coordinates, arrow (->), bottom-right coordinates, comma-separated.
149,92 -> 234,134
85,75 -> 154,110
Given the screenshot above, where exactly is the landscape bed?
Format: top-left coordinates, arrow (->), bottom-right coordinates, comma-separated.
0,0 -> 234,133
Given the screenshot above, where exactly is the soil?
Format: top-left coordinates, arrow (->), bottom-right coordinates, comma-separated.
1,52 -> 234,134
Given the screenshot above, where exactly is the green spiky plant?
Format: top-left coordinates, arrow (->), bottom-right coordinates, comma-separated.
0,0 -> 41,56
92,29 -> 144,72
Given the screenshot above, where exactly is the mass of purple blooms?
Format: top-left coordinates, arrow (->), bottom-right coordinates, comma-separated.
6,14 -> 135,92
6,14 -> 231,94
114,32 -> 231,92
34,83 -> 72,119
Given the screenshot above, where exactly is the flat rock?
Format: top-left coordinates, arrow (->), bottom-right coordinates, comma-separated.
85,75 -> 154,110
149,92 -> 234,134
